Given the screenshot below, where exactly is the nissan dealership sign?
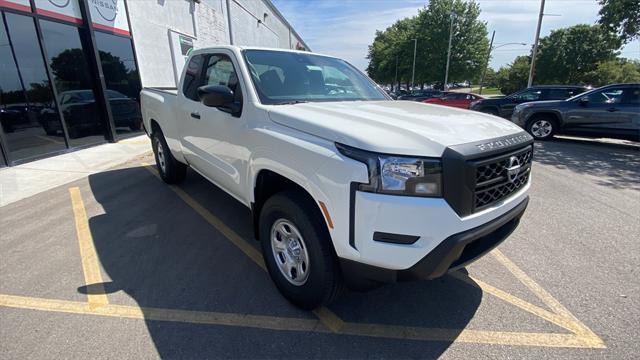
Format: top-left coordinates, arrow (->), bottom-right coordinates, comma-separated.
89,0 -> 130,36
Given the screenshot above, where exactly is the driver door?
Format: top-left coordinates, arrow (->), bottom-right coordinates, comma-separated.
179,51 -> 247,200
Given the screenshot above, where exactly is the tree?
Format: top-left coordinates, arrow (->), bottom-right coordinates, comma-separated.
495,56 -> 530,95
534,24 -> 621,84
366,0 -> 488,87
49,49 -> 92,90
582,58 -> 640,85
598,0 -> 640,42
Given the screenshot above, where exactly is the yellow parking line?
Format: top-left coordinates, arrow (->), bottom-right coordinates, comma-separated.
143,165 -> 265,270
69,187 -> 108,308
142,164 -> 347,332
452,273 -> 584,335
139,163 -> 605,347
0,293 -> 604,348
491,249 -> 603,341
0,294 -> 322,333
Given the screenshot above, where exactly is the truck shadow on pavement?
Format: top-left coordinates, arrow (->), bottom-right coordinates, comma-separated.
84,165 -> 482,358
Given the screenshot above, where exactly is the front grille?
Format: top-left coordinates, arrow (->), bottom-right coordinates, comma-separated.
473,146 -> 532,210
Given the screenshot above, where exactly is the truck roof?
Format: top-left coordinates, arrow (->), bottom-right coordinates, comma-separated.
190,45 -> 337,60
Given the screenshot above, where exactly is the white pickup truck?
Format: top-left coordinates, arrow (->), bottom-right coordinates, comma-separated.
141,46 -> 533,309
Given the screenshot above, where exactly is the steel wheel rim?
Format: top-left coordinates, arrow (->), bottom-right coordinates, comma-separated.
155,138 -> 167,173
531,120 -> 552,138
270,219 -> 310,286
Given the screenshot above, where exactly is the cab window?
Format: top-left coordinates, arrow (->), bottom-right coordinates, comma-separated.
513,89 -> 542,102
182,54 -> 204,101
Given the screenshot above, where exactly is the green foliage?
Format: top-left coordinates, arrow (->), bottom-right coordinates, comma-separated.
534,24 -> 621,84
366,0 -> 489,86
598,0 -> 640,42
495,56 -> 530,95
582,58 -> 640,85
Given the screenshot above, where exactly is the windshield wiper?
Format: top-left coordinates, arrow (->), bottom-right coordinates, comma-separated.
273,100 -> 309,105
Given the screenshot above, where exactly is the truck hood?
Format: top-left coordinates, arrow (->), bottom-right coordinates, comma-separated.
267,100 -> 524,156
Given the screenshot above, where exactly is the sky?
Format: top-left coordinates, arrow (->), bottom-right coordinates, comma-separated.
272,0 -> 640,71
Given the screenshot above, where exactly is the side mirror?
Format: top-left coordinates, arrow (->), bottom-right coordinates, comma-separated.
198,85 -> 234,108
579,97 -> 589,106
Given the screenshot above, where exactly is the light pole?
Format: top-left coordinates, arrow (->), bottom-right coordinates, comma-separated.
394,55 -> 398,91
528,0 -> 545,87
411,38 -> 417,91
444,12 -> 455,91
479,40 -> 527,94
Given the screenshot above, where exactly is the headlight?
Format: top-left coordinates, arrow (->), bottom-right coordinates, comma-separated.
336,143 -> 442,197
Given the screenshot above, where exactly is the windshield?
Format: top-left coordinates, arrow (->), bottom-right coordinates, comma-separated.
243,50 -> 387,104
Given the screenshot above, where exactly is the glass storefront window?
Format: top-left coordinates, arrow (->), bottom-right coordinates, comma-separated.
94,31 -> 142,139
1,13 -> 66,162
40,19 -> 106,147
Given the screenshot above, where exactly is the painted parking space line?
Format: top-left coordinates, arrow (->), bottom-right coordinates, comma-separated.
0,162 -> 606,349
139,164 -> 604,348
141,164 -> 345,333
0,294 -> 323,333
69,187 -> 108,308
0,293 -> 602,348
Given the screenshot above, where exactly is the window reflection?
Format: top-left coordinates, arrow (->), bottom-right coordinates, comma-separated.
40,19 -> 106,146
95,31 -> 142,138
1,13 -> 66,162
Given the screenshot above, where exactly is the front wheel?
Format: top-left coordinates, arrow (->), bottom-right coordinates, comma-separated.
527,118 -> 556,140
152,129 -> 187,184
259,191 -> 343,309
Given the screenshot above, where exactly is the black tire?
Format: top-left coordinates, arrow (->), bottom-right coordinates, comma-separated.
259,190 -> 343,309
526,116 -> 556,141
480,107 -> 499,116
152,128 -> 187,184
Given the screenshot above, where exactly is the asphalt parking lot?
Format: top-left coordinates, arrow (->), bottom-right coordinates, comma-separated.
1,138 -> 638,359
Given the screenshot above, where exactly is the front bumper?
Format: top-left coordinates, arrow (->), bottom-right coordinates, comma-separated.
340,196 -> 529,290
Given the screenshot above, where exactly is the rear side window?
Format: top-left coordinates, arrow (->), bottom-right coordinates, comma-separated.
623,87 -> 640,104
546,88 -> 574,100
182,55 -> 204,101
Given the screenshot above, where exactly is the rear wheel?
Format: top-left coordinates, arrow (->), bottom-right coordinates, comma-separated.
527,117 -> 556,140
259,190 -> 343,309
152,129 -> 187,184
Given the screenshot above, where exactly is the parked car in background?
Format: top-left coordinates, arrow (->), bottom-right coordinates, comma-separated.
470,85 -> 589,118
39,90 -> 142,138
423,92 -> 484,109
511,83 -> 639,141
397,90 -> 446,101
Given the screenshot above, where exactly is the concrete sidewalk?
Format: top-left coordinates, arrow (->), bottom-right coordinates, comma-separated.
0,135 -> 152,207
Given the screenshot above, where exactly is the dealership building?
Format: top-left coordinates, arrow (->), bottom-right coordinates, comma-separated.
0,0 -> 308,166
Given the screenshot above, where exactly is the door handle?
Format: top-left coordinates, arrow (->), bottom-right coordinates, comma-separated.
607,107 -> 618,112
190,112 -> 201,119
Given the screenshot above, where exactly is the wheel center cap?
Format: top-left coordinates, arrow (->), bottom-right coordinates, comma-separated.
287,238 -> 301,258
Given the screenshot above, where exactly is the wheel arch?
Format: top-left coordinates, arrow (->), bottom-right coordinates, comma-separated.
526,111 -> 562,128
252,169 -> 333,250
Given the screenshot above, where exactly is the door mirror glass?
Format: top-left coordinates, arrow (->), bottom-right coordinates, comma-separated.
198,85 -> 234,108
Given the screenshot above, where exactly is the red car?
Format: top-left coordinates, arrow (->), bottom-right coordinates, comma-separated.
423,92 -> 484,109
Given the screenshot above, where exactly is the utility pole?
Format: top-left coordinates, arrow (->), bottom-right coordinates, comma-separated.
479,30 -> 495,95
528,0 -> 545,87
444,12 -> 455,91
394,55 -> 399,92
411,38 -> 417,91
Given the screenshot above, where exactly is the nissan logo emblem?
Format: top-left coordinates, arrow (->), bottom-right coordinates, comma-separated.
506,156 -> 521,183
